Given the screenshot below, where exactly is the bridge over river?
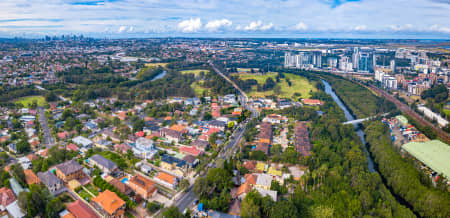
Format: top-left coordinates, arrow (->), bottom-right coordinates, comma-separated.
343,113 -> 391,125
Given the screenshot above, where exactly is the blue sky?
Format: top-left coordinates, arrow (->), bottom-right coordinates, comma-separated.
0,0 -> 449,38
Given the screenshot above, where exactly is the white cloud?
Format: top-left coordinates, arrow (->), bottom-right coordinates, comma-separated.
430,24 -> 450,33
0,0 -> 448,37
178,18 -> 202,32
389,24 -> 414,31
295,22 -> 308,31
354,25 -> 367,31
243,21 -> 273,31
118,26 -> 127,33
205,19 -> 232,31
260,23 -> 273,31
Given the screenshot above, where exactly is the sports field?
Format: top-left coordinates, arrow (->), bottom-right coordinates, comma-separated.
234,72 -> 316,99
180,69 -> 210,76
145,62 -> 169,68
14,96 -> 46,107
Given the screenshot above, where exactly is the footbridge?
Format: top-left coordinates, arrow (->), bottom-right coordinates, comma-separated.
343,113 -> 390,125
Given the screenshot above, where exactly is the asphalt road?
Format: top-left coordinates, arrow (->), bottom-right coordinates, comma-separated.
175,62 -> 255,212
38,106 -> 55,147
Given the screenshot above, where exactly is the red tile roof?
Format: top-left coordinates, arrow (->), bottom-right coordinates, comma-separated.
180,146 -> 203,156
67,199 -> 99,218
92,190 -> 125,216
301,99 -> 323,105
66,143 -> 79,152
0,187 -> 16,208
135,131 -> 145,137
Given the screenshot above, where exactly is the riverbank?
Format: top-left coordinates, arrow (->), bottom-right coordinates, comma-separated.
322,79 -> 419,217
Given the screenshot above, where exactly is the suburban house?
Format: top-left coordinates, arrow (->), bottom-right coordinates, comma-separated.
109,178 -> 133,196
208,120 -> 226,131
160,154 -> 187,176
154,172 -> 178,189
95,140 -> 113,150
24,169 -> 41,185
55,160 -> 85,183
37,171 -> 64,195
0,187 -> 15,211
92,190 -> 126,218
89,154 -> 119,175
179,146 -> 203,157
73,136 -> 93,148
160,128 -> 183,143
102,128 -> 120,143
133,137 -> 157,159
191,139 -> 209,151
127,175 -> 157,199
255,122 -> 272,155
262,114 -> 288,124
65,199 -> 99,218
114,143 -> 131,154
255,173 -> 273,190
183,155 -> 198,168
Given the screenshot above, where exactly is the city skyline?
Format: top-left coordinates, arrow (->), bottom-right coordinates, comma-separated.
0,0 -> 449,39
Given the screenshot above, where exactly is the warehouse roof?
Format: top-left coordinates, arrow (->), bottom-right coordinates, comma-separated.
402,140 -> 450,180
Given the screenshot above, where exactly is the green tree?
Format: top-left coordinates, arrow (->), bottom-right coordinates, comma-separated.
10,164 -> 26,187
16,139 -> 31,154
179,179 -> 190,192
270,200 -> 299,218
193,177 -> 209,198
147,201 -> 162,214
203,112 -> 212,120
133,119 -> 145,132
162,206 -> 184,218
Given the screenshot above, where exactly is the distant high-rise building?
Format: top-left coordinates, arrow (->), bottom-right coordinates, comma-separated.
352,47 -> 360,71
284,51 -> 322,69
327,57 -> 338,69
339,56 -> 353,72
373,54 -> 377,68
284,52 -> 296,68
390,59 -> 396,72
359,53 -> 371,72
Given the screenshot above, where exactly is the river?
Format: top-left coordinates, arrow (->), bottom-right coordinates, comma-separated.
321,79 -> 421,216
151,70 -> 167,81
321,79 -> 376,172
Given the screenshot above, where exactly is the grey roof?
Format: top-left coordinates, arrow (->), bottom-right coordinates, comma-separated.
38,171 -> 62,187
191,139 -> 209,148
56,160 -> 83,175
90,154 -> 117,170
209,120 -> 226,127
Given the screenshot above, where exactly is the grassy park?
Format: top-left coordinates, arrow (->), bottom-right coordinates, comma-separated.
191,81 -> 211,96
144,62 -> 169,68
14,96 -> 46,107
180,69 -> 209,76
234,72 -> 316,99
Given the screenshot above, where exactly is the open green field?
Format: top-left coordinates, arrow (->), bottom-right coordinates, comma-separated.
145,62 -> 169,68
14,96 -> 46,107
444,109 -> 450,118
234,72 -> 316,99
191,80 -> 211,96
180,69 -> 210,76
